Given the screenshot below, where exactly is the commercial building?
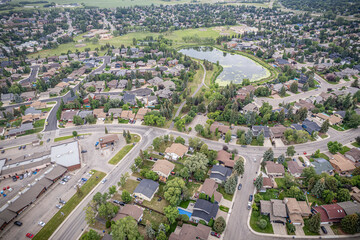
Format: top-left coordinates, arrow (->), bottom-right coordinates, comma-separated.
50,141 -> 81,171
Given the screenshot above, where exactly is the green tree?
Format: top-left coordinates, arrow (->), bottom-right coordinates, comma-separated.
105,127 -> 108,134
336,188 -> 351,202
245,129 -> 253,145
224,174 -> 238,194
157,231 -> 167,240
277,154 -> 285,164
84,203 -> 96,226
257,132 -> 264,145
263,148 -> 274,162
174,136 -> 185,144
119,172 -> 130,188
322,190 -> 336,204
233,158 -> 245,176
225,130 -> 232,143
307,213 -> 321,233
146,223 -> 155,239
290,82 -> 298,93
184,153 -> 209,175
98,202 -> 118,221
164,177 -> 186,206
72,131 -> 78,137
257,219 -> 267,230
80,229 -> 101,240
108,185 -> 116,195
341,214 -> 360,234
73,115 -> 84,125
213,217 -> 226,234
164,205 -> 180,224
254,173 -> 263,190
311,178 -> 325,198
279,86 -> 286,97
112,216 -> 143,240
286,146 -> 296,156
121,190 -> 132,203
320,119 -> 330,133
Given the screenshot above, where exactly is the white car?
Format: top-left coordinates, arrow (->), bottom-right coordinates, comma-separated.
101,178 -> 107,184
38,221 -> 45,227
60,181 -> 65,185
56,204 -> 62,209
253,157 -> 256,162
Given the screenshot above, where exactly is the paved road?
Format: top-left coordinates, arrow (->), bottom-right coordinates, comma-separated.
18,66 -> 39,85
170,62 -> 207,129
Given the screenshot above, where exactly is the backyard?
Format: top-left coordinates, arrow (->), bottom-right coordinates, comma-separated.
141,208 -> 168,230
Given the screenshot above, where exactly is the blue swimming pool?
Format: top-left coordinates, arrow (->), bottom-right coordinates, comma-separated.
178,208 -> 192,218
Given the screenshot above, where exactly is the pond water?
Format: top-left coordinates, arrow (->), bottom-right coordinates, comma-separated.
179,46 -> 270,86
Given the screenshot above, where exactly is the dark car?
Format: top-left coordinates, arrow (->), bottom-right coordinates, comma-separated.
81,150 -> 87,153
158,197 -> 162,201
23,145 -> 26,149
47,138 -> 50,142
238,184 -> 242,190
62,178 -> 68,182
159,152 -> 164,156
249,195 -> 253,202
136,178 -> 142,181
14,221 -> 22,226
59,200 -> 66,204
1,150 -> 5,154
321,226 -> 328,234
211,232 -> 221,238
12,176 -> 17,182
19,174 -> 24,180
18,146 -> 22,150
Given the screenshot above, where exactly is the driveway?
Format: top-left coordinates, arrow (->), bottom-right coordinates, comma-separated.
272,222 -> 287,235
216,208 -> 228,220
295,225 -> 305,236
274,139 -> 285,147
219,198 -> 232,208
321,224 -> 335,235
264,139 -> 272,147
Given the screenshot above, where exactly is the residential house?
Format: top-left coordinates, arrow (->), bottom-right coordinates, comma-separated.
165,143 -> 188,160
336,201 -> 360,216
265,161 -> 285,177
21,114 -> 40,124
25,107 -> 41,115
302,119 -> 320,134
344,148 -> 360,163
252,126 -> 271,138
312,204 -> 346,224
262,177 -> 274,190
270,125 -> 287,138
120,110 -> 136,120
107,80 -> 118,89
199,179 -> 222,203
242,103 -> 259,114
56,82 -> 69,89
112,204 -> 143,222
77,110 -> 93,119
209,165 -> 232,184
151,160 -> 175,182
30,101 -> 46,109
291,124 -> 303,131
260,199 -> 287,224
287,161 -> 304,177
209,122 -> 230,134
330,154 -> 356,175
20,91 -> 36,101
108,108 -> 122,119
216,150 -> 237,168
294,99 -> 315,111
284,198 -> 311,225
135,108 -> 150,120
148,77 -> 164,86
1,93 -> 15,102
169,223 -> 211,240
315,113 -> 342,125
312,158 -> 334,175
7,123 -> 34,136
93,108 -> 107,120
190,199 -> 219,224
61,110 -> 79,122
133,179 -> 159,201
275,58 -> 289,66
123,92 -> 136,105
351,187 -> 360,203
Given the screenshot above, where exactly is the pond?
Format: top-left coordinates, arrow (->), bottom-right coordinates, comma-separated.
179,46 -> 270,86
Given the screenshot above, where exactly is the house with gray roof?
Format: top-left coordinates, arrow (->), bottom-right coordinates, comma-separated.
302,119 -> 320,134
77,110 -> 93,119
133,179 -> 159,201
252,126 -> 271,138
123,92 -> 136,105
7,123 -> 33,136
108,108 -> 123,118
260,199 -> 287,223
25,107 -> 41,115
191,199 -> 219,224
210,165 -> 232,184
312,158 -> 334,175
1,93 -> 14,102
337,201 -> 360,215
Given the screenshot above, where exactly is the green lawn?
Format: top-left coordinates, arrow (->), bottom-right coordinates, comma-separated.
250,210 -> 274,234
306,193 -> 324,206
216,186 -> 233,201
339,146 -> 351,155
54,133 -> 90,142
141,208 -> 168,230
331,124 -> 350,131
330,223 -> 345,235
352,142 -> 360,148
274,178 -> 286,189
33,170 -> 106,240
142,195 -> 169,214
33,119 -> 45,128
178,200 -> 195,209
142,160 -> 155,170
319,153 -> 329,160
47,101 -> 57,105
41,107 -> 53,112
259,189 -> 280,200
120,179 -> 139,194
108,144 -> 134,165
187,182 -> 201,196
320,134 -> 328,139
219,205 -> 229,212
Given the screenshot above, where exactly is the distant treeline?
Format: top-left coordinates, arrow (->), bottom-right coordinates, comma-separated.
19,1 -> 48,4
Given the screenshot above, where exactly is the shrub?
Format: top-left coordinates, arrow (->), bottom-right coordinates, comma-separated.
106,220 -> 111,228
257,219 -> 267,230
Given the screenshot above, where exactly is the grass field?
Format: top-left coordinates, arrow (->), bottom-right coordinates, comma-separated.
54,133 -> 89,142
108,144 -> 134,165
120,179 -> 139,193
29,26 -> 236,58
33,170 -> 106,240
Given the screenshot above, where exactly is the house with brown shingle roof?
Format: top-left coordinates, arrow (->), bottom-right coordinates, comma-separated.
112,204 -> 143,222
135,108 -> 150,120
61,110 -> 79,122
165,143 -> 188,160
260,199 -> 287,223
265,161 -> 285,177
30,101 -> 46,109
199,178 -> 222,203
287,161 -> 304,177
93,108 -> 107,120
315,113 -> 342,125
345,148 -> 360,163
294,99 -> 315,111
152,160 -> 175,182
120,110 -> 136,120
216,150 -> 236,168
330,154 -> 356,175
284,198 -> 311,225
169,223 -> 211,240
209,122 -> 230,134
270,125 -> 287,138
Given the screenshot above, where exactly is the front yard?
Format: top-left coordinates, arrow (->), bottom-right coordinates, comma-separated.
216,185 -> 233,201
303,219 -> 320,236
250,210 -> 274,234
120,179 -> 139,193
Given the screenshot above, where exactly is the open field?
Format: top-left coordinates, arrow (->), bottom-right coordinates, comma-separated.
29,26 -> 237,58
108,144 -> 134,165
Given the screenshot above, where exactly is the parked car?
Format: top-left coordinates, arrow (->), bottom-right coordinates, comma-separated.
211,232 -> 221,238
101,178 -> 107,184
158,197 -> 162,201
65,176 -> 71,180
62,178 -> 68,182
136,178 -> 142,181
23,145 -> 26,149
59,181 -> 65,185
159,152 -> 164,156
273,220 -> 285,225
247,202 -> 251,210
19,174 -> 24,180
14,221 -> 22,226
81,150 -> 87,153
56,204 -> 62,209
1,150 -> 5,154
47,138 -> 51,142
18,146 -> 22,150
26,233 -> 34,238
321,226 -> 328,234
238,184 -> 242,190
12,176 -> 17,182
113,200 -> 125,206
249,195 -> 253,202
81,178 -> 87,182
59,200 -> 66,204
38,221 -> 45,227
